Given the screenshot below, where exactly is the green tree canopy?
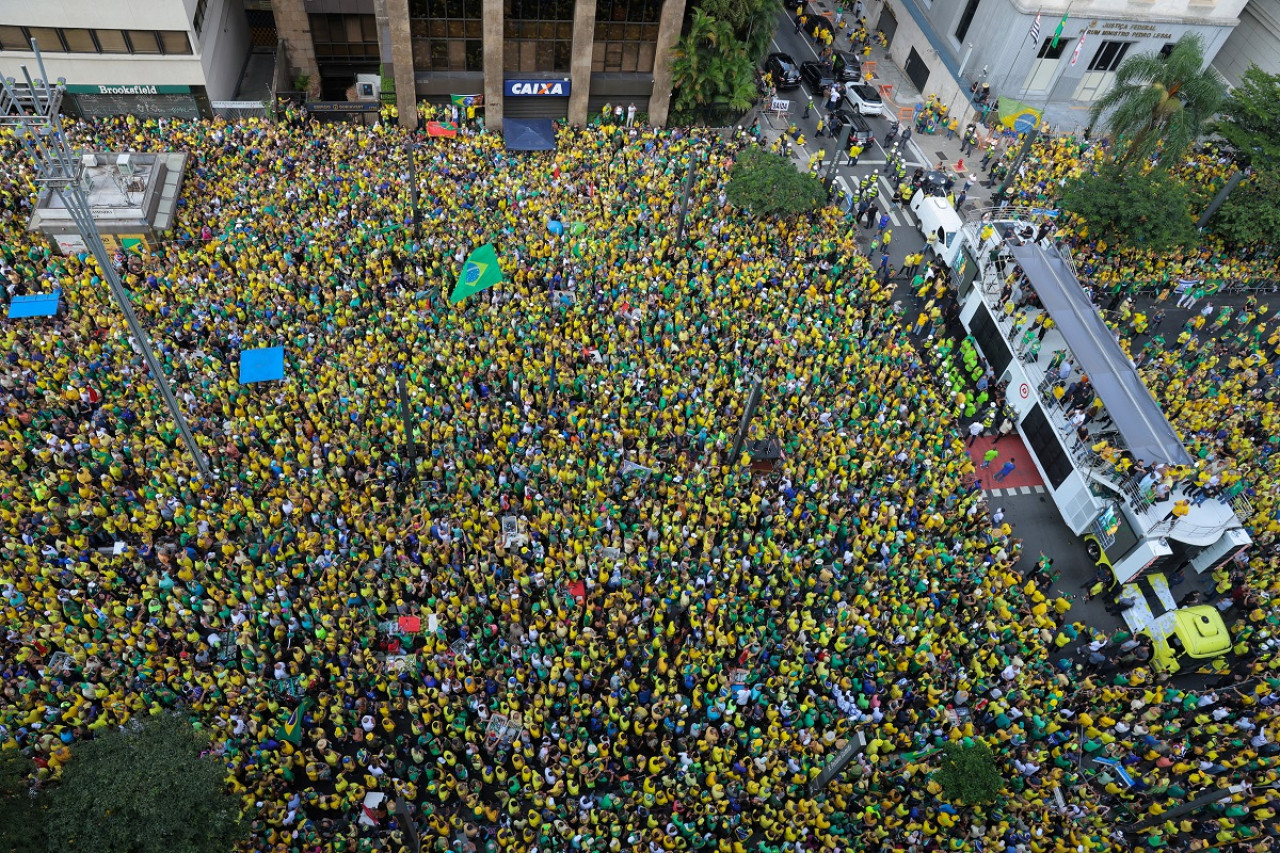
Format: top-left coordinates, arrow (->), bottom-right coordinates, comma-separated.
45,715 -> 245,853
1089,33 -> 1227,170
696,0 -> 775,61
1206,65 -> 1280,247
0,751 -> 47,853
670,7 -> 758,120
1062,162 -> 1199,254
934,740 -> 1005,806
1213,65 -> 1280,169
726,147 -> 826,217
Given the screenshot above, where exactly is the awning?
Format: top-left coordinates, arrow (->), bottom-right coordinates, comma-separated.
1010,244 -> 1192,466
503,118 -> 556,151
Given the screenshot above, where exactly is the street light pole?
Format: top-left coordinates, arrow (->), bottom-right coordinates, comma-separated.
1,43 -> 210,479
406,139 -> 421,242
397,373 -> 417,483
675,155 -> 696,240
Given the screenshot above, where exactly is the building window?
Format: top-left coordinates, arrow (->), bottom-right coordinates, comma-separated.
504,0 -> 574,72
410,0 -> 484,71
26,27 -> 65,52
954,0 -> 981,42
94,30 -> 129,54
1088,40 -> 1131,72
125,31 -> 162,54
0,26 -> 26,51
1159,42 -> 1175,58
193,0 -> 210,37
1036,37 -> 1068,60
0,26 -> 191,55
159,31 -> 194,55
592,0 -> 661,73
309,13 -> 380,61
62,29 -> 97,53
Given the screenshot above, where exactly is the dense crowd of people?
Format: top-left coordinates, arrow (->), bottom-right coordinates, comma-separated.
989,133 -> 1277,295
1,106 -> 1278,853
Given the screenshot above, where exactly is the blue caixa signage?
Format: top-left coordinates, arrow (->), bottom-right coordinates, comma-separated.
505,79 -> 571,97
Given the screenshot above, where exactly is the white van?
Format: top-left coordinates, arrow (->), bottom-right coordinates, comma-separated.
910,193 -> 964,268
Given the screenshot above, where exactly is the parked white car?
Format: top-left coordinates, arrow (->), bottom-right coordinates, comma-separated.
844,83 -> 885,116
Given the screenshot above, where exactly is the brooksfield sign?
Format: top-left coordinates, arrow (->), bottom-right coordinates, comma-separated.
505,79 -> 570,97
66,84 -> 192,95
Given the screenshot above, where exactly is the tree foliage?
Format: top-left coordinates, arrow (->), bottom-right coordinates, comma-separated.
1213,65 -> 1280,170
1210,169 -> 1280,247
1062,163 -> 1199,253
726,147 -> 826,217
45,715 -> 244,853
696,0 -> 775,60
0,751 -> 47,853
934,740 -> 1004,806
1207,65 -> 1280,246
1089,34 -> 1227,170
670,8 -> 759,119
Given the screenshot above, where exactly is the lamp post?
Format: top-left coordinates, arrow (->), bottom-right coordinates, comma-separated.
0,42 -> 210,479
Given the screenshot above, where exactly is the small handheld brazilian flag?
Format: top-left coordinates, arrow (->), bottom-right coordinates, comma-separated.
449,243 -> 504,304
276,697 -> 314,745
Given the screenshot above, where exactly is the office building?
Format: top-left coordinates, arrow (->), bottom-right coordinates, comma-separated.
871,0 -> 1247,130
0,0 -> 256,116
1213,0 -> 1280,84
273,0 -> 687,129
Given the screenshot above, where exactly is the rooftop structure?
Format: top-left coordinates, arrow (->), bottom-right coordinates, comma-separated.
28,151 -> 188,255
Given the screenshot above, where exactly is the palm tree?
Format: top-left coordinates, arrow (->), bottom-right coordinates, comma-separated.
671,9 -> 729,105
671,9 -> 756,116
1088,33 -> 1227,170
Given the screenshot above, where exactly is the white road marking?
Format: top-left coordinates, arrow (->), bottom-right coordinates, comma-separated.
879,176 -> 900,225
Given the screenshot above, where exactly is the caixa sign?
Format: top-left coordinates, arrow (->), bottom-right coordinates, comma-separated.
505,79 -> 570,97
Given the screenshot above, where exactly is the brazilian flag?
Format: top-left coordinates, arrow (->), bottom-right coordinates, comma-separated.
276,697 -> 314,745
449,244 -> 504,303
997,97 -> 1042,133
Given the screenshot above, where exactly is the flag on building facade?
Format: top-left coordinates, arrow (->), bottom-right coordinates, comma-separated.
1050,12 -> 1068,49
449,244 -> 504,303
1028,11 -> 1041,45
450,94 -> 484,108
1070,32 -> 1086,66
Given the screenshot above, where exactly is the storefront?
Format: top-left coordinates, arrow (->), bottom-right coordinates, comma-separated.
64,84 -> 204,120
502,78 -> 571,121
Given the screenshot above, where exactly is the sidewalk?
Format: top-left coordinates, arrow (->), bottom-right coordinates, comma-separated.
857,34 -> 995,209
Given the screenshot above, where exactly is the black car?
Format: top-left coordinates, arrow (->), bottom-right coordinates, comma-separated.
830,50 -> 862,83
827,108 -> 873,147
764,52 -> 802,90
919,170 -> 955,197
800,61 -> 836,92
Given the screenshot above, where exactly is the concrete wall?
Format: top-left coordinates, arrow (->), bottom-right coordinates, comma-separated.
2,0 -> 191,30
567,0 -> 598,125
648,0 -> 687,125
1213,0 -> 1280,84
198,0 -> 252,101
482,0 -> 503,129
272,0 -> 321,93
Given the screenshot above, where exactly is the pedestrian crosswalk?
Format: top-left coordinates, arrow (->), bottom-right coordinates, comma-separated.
984,485 -> 1048,497
834,176 -> 901,226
